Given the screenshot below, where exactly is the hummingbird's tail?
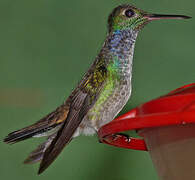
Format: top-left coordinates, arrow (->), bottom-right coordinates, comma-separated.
3,123 -> 60,144
3,122 -> 60,164
3,105 -> 69,144
3,104 -> 70,164
24,134 -> 56,164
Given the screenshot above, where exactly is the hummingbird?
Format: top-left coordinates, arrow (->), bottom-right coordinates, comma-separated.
4,4 -> 191,174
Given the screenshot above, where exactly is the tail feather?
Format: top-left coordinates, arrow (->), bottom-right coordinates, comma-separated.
4,129 -> 38,144
3,124 -> 58,144
4,104 -> 69,144
3,103 -> 70,168
24,134 -> 56,164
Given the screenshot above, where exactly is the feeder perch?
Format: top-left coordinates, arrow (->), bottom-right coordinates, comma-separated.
98,83 -> 195,180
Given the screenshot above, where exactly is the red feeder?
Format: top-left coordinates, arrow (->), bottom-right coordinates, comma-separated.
98,83 -> 195,180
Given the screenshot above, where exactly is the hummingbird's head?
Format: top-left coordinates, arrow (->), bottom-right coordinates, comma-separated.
108,4 -> 191,33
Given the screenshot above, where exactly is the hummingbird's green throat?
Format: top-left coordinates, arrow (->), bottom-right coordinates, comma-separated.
4,4 -> 191,174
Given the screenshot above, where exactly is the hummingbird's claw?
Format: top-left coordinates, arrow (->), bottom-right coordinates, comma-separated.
111,133 -> 131,143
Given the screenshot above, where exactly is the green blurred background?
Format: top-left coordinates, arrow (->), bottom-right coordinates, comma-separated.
0,0 -> 194,179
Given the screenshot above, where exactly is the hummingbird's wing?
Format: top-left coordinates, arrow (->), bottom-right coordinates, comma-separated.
38,60 -> 108,174
38,90 -> 96,174
4,57 -> 107,173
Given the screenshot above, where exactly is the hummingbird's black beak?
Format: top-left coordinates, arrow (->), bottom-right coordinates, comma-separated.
144,14 -> 191,21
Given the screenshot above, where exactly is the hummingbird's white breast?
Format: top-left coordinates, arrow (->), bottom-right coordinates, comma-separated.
74,30 -> 138,137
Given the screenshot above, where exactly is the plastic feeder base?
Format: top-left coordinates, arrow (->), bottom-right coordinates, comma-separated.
139,124 -> 195,180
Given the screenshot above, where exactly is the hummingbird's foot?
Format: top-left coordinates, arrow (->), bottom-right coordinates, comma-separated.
111,133 -> 131,143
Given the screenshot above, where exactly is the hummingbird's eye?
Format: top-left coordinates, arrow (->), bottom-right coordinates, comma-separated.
125,9 -> 135,18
